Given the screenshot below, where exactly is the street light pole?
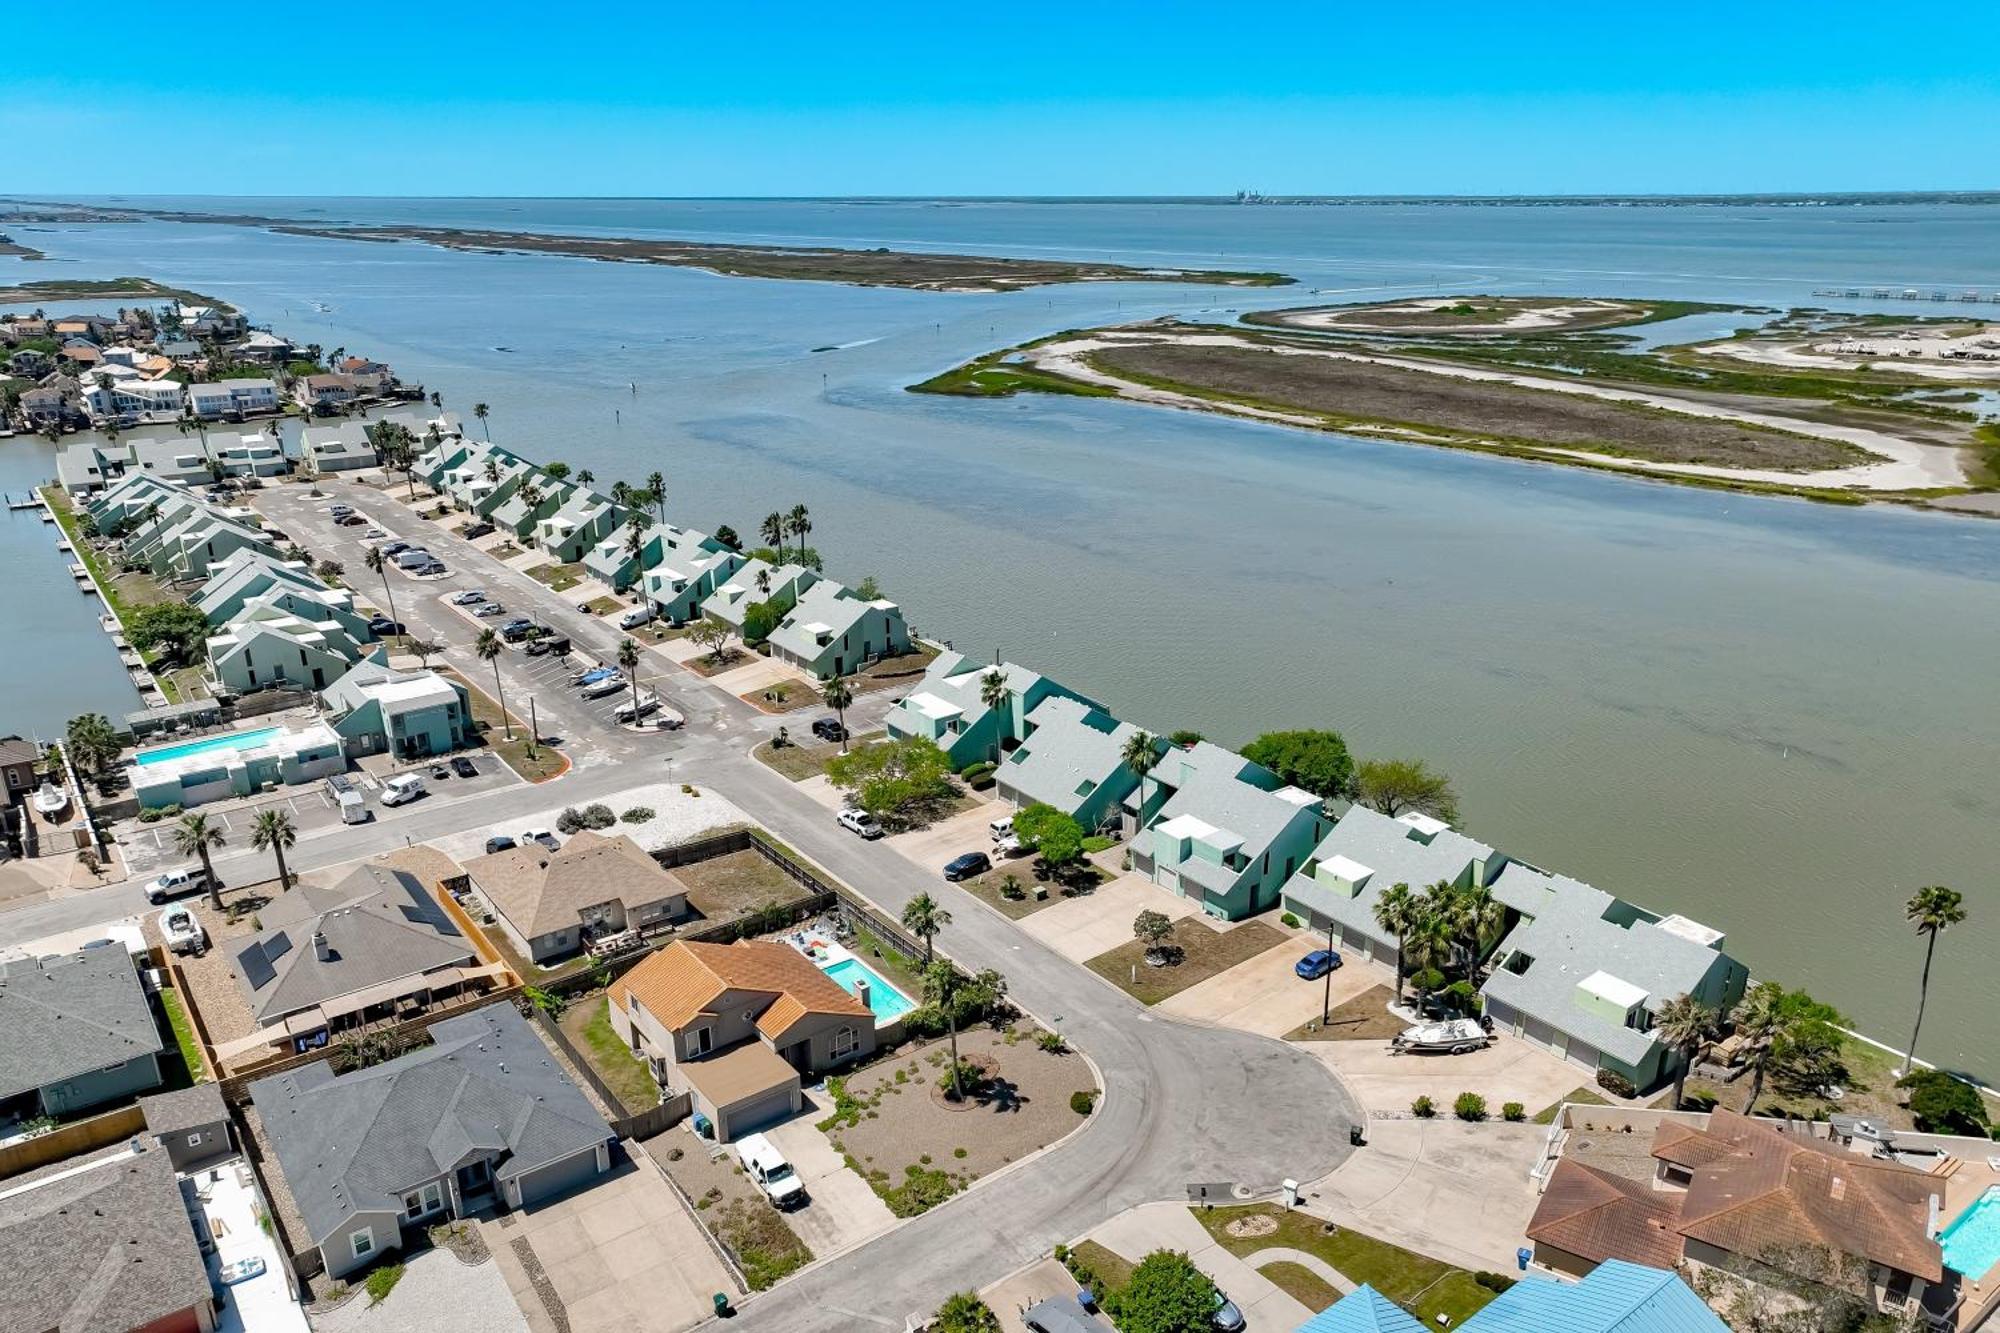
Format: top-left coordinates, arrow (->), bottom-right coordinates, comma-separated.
527,697 -> 538,759
1322,918 -> 1336,1024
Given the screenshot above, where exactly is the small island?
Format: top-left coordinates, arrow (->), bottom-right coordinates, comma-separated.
0,276 -> 235,310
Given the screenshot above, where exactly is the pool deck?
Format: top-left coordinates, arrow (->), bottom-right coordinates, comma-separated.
133,723 -> 284,765
780,931 -> 914,1024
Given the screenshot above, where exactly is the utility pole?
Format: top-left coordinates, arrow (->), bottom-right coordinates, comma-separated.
1322,918 -> 1337,1024
527,697 -> 538,759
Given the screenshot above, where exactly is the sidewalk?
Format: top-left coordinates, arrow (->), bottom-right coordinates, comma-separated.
1084,1202 -> 1313,1331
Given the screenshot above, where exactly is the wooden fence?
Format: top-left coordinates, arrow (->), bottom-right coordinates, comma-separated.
0,1105 -> 145,1180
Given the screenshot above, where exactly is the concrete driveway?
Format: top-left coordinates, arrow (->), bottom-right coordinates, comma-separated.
1017,872 -> 1197,963
1085,1203 -> 1312,1331
1299,1118 -> 1545,1271
981,1258 -> 1104,1332
1157,938 -> 1376,1036
886,798 -> 1013,874
1307,1030 -> 1589,1118
483,1145 -> 732,1333
766,1099 -> 896,1259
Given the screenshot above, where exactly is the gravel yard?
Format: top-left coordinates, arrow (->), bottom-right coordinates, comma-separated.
651,1128 -> 812,1289
312,1245 -> 527,1333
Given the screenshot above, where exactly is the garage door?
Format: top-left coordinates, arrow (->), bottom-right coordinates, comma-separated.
1565,1039 -> 1603,1073
723,1086 -> 799,1140
1522,1015 -> 1557,1052
514,1146 -> 603,1207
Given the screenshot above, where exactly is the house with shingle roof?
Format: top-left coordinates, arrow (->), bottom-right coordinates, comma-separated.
230,865 -> 476,1032
612,940 -> 874,1139
765,578 -> 911,680
0,946 -> 165,1119
993,694 -> 1156,831
0,1145 -> 217,1333
635,528 -> 746,623
250,1006 -> 613,1280
885,651 -> 1089,772
464,831 -> 689,964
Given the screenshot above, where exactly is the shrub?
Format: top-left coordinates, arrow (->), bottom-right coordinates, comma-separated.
1280,911 -> 1301,929
364,1262 -> 405,1306
959,761 -> 996,788
998,873 -> 1027,901
937,1057 -> 984,1098
1898,1070 -> 1990,1135
555,806 -> 585,834
1410,966 -> 1446,996
1070,1089 -> 1097,1116
1037,1029 -> 1068,1054
1474,1271 -> 1515,1293
137,807 -> 162,823
620,806 -> 655,823
1595,1068 -> 1637,1099
1412,1095 -> 1436,1118
580,802 -> 615,829
1502,1101 -> 1526,1122
1454,1092 -> 1487,1121
933,1291 -> 1001,1333
1441,979 -> 1480,1014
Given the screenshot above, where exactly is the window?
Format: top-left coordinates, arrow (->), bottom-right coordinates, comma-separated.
689,1026 -> 712,1055
185,1133 -> 204,1147
403,1182 -> 444,1219
350,1228 -> 374,1260
831,1026 -> 857,1058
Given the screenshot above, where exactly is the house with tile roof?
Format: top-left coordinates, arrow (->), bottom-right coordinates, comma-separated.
230,864 -> 477,1032
1528,1111 -> 1952,1325
885,651 -> 1089,772
464,830 -> 689,964
1128,740 -> 1332,920
612,939 -> 875,1139
250,1005 -> 613,1280
0,1145 -> 217,1333
0,946 -> 165,1119
765,578 -> 911,680
993,694 -> 1157,831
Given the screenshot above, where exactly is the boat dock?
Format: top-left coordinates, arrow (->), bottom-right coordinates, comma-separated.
29,486 -> 172,706
1814,286 -> 2000,304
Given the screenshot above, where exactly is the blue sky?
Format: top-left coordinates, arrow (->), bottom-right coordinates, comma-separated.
7,3 -> 1997,197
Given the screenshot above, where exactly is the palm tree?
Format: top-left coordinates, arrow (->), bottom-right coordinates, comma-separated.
429,390 -> 443,409
250,808 -> 298,891
576,468 -> 594,487
171,812 -> 227,911
646,470 -> 666,525
903,892 -> 952,964
617,637 -> 643,722
761,511 -> 786,560
1403,888 -> 1457,985
473,402 -> 490,439
978,667 -> 1009,762
1440,880 -> 1505,975
924,959 -> 969,1100
1372,881 -> 1420,1001
475,628 -> 512,740
623,521 -> 647,570
1654,993 -> 1717,1111
1901,885 -> 1967,1076
483,456 -> 501,486
363,546 -> 400,640
787,504 -> 812,559
821,675 -> 854,753
1121,730 -> 1160,829
1733,982 -> 1787,1115
755,568 -> 772,598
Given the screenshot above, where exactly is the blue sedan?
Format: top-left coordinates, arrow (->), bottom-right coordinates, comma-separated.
1294,949 -> 1342,980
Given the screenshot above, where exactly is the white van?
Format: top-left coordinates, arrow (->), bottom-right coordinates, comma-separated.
988,815 -> 1014,843
618,605 -> 655,630
735,1133 -> 807,1209
380,774 -> 426,806
392,548 -> 433,570
337,789 -> 371,824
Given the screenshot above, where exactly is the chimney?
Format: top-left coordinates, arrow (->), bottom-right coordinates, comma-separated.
312,931 -> 330,962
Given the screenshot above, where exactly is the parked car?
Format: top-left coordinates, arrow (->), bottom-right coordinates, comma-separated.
484,835 -> 517,854
810,716 -> 847,743
474,602 -> 506,617
157,904 -> 207,956
1294,949 -> 1342,980
524,637 -> 556,655
451,755 -> 478,778
735,1133 -> 807,1209
382,540 -> 411,557
462,521 -> 495,538
837,808 -> 883,839
336,513 -> 367,526
328,504 -> 353,517
367,615 -> 399,636
943,851 -> 991,881
417,560 -> 447,576
429,763 -> 451,780
1211,1291 -> 1246,1332
363,527 -> 387,539
500,618 -> 536,642
380,773 -> 426,806
521,828 -> 559,852
449,589 -> 486,606
143,867 -> 209,905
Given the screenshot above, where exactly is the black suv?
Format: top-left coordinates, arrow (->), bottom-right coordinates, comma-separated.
811,716 -> 848,743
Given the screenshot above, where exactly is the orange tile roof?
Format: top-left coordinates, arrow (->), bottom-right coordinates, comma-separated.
620,939 -> 868,1044
1527,1159 -> 1686,1270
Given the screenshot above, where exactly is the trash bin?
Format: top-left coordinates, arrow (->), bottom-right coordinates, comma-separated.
713,1292 -> 733,1316
1349,1123 -> 1365,1147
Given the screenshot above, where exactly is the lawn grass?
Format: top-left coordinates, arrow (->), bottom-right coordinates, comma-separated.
714,1198 -> 811,1290
1680,1029 -> 1933,1128
1287,983 -> 1408,1042
159,986 -> 207,1083
751,731 -> 883,782
442,668 -> 568,782
583,594 -> 622,616
527,561 -> 585,591
849,642 -> 941,693
1532,1086 -> 1611,1125
1085,919 -> 1289,1006
843,918 -> 932,1003
1071,1240 -> 1137,1293
739,679 -> 820,714
558,997 -> 659,1115
1194,1204 -> 1500,1327
1259,1260 -> 1342,1310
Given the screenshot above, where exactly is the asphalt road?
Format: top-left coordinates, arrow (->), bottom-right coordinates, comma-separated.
4,479 -> 1361,1329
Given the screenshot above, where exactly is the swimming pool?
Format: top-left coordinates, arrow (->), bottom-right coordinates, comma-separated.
1941,1187 -> 2000,1281
821,957 -> 915,1024
135,726 -> 283,768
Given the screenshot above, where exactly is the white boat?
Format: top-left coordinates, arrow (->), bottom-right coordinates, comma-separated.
157,904 -> 207,956
1389,1017 -> 1491,1055
217,1256 -> 266,1284
32,782 -> 69,818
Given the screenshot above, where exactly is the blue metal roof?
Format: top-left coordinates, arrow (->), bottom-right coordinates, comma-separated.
1294,1286 -> 1426,1333
1297,1262 -> 1724,1333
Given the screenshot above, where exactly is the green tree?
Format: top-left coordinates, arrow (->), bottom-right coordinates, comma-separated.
575,468 -> 594,487
1436,879 -> 1505,974
171,811 -> 227,911
646,470 -> 666,525
688,615 -> 735,664
361,548 -> 400,646
1402,886 -> 1458,979
978,667 -> 1009,762
475,628 -> 511,740
1121,729 -> 1160,822
543,461 -> 571,481
1133,908 -> 1175,963
405,638 -> 440,667
713,524 -> 740,551
1166,729 -> 1203,748
743,600 -> 782,646
760,511 -> 786,559
923,960 -> 972,1100
1372,880 -> 1420,1002
932,1292 -> 1000,1333
901,892 -> 951,964
1013,802 -> 1085,875
315,558 -> 344,584
821,674 -> 854,753
617,637 -> 643,723
1896,1070 -> 1989,1135
64,713 -> 121,779
1653,993 -> 1718,1112
787,503 -> 812,557
250,807 -> 298,891
472,401 -> 490,439
824,736 -> 952,822
1241,728 -> 1356,802
855,574 -> 882,600
1354,757 -> 1459,822
1735,983 -> 1846,1114
1901,885 -> 1967,1076
127,602 -> 211,665
1107,1250 -> 1219,1333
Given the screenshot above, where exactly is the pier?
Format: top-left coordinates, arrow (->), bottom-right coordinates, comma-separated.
1813,286 -> 2000,303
